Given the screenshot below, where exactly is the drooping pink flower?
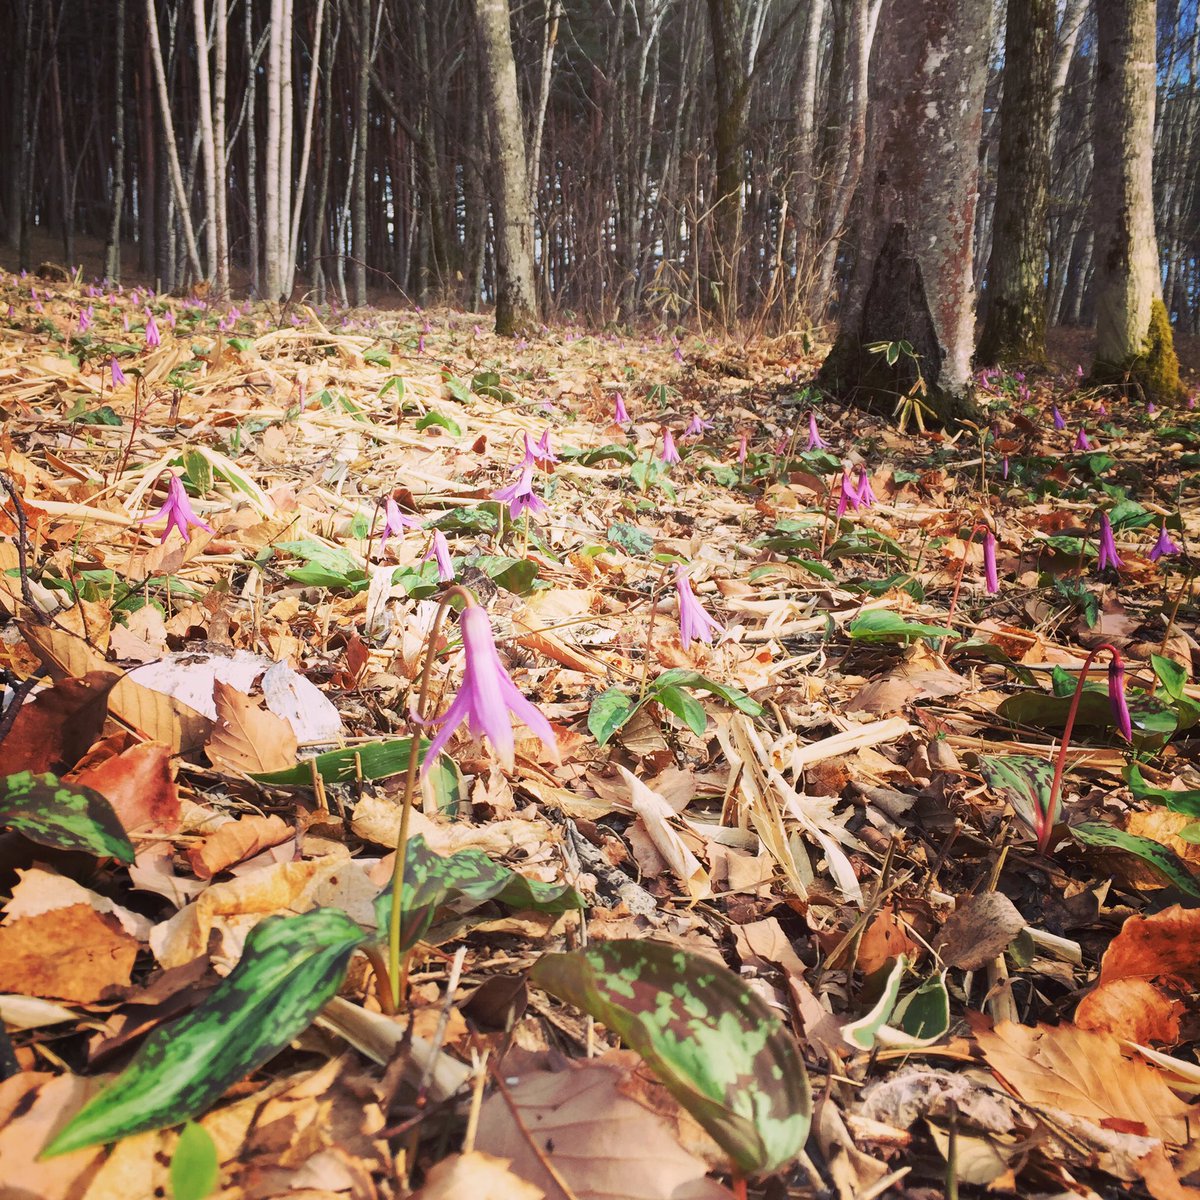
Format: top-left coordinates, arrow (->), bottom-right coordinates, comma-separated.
493,463 -> 547,520
136,475 -> 214,543
1001,456 -> 1010,480
1147,401 -> 1156,416
423,529 -> 455,582
675,566 -> 723,647
1074,428 -> 1090,451
1075,364 -> 1084,380
1108,656 -> 1133,742
110,357 -> 127,387
613,393 -> 630,426
855,467 -> 876,508
379,497 -> 419,541
660,429 -> 681,465
1149,524 -> 1181,561
835,472 -> 859,518
1052,405 -> 1065,431
805,411 -> 827,451
672,342 -> 684,364
983,529 -> 999,594
736,433 -> 748,464
422,602 -> 559,772
1096,512 -> 1123,573
144,312 -> 161,348
684,412 -> 713,438
78,307 -> 92,334
534,428 -> 558,464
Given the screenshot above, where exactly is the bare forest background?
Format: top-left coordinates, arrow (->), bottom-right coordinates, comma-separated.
1,0 -> 1197,345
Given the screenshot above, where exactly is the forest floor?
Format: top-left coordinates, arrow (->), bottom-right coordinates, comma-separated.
1,270 -> 1200,1200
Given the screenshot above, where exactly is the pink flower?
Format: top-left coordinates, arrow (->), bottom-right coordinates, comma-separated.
144,313 -> 161,348
137,475 -> 213,543
805,411 -> 827,450
855,467 -> 876,508
835,472 -> 859,518
493,463 -> 547,520
983,530 -> 999,594
1147,401 -> 1156,416
423,529 -> 455,582
110,357 -> 127,387
422,603 -> 559,772
379,497 -> 419,541
1001,456 -> 1009,480
672,343 -> 684,364
684,413 -> 713,437
1076,364 -> 1084,380
1149,524 -> 1181,561
736,433 -> 748,464
534,428 -> 558,464
1108,656 -> 1132,742
1096,512 -> 1123,573
613,393 -> 630,426
660,430 -> 681,465
78,307 -> 92,334
1052,406 -> 1065,431
675,566 -> 722,646
1074,428 -> 1090,451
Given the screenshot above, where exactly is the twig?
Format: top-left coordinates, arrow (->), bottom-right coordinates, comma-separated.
0,471 -> 42,618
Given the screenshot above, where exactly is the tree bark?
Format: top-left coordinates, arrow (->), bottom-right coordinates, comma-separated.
352,0 -> 369,306
212,0 -> 229,295
471,0 -> 538,334
976,0 -> 1055,365
106,0 -> 127,281
1091,0 -> 1181,400
263,0 -> 284,296
192,0 -> 219,284
817,0 -> 992,424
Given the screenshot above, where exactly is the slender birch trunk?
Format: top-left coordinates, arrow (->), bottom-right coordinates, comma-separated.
192,0 -> 219,283
105,0 -> 127,281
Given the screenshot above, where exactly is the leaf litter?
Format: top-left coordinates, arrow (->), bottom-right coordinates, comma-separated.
0,276 -> 1199,1197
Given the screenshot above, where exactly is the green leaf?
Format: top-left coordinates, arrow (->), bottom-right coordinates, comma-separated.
1107,499 -> 1156,532
276,538 -> 361,576
977,755 -> 1059,844
72,405 -> 123,427
373,834 -> 583,952
607,522 -> 654,555
42,910 -> 365,1157
650,669 -> 763,718
588,687 -> 638,746
891,972 -> 950,1044
826,529 -> 909,564
362,347 -> 391,368
1,772 -> 134,863
655,685 -> 708,737
1126,764 -> 1200,818
1071,823 -> 1200,898
567,444 -> 638,467
842,957 -> 907,1050
847,610 -> 955,644
378,375 -> 406,400
415,411 -> 462,437
468,555 -> 538,594
998,687 -> 1177,745
170,1123 -> 219,1200
531,940 -> 811,1175
182,451 -> 212,496
1151,654 -> 1189,701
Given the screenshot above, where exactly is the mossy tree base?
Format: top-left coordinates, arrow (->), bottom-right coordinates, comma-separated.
1090,299 -> 1183,404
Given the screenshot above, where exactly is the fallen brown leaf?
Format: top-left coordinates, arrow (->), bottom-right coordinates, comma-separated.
934,892 -> 1026,971
0,670 -> 118,775
414,1152 -> 546,1200
187,813 -> 295,879
69,740 -> 180,834
206,679 -> 298,774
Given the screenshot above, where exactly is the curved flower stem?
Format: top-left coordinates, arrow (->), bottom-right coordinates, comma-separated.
388,583 -> 475,1008
1043,641 -> 1126,854
947,522 -> 991,626
364,496 -> 384,566
637,562 -> 672,704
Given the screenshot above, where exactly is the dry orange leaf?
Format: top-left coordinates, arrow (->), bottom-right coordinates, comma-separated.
187,813 -> 294,879
0,904 -> 138,1003
414,1152 -> 545,1200
976,1020 -> 1199,1145
70,741 -> 180,835
1075,977 -> 1182,1046
206,679 -> 298,774
0,670 -> 118,775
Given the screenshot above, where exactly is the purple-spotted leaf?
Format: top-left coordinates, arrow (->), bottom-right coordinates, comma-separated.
1072,822 -> 1200,898
530,939 -> 811,1175
978,755 -> 1058,845
1,771 -> 134,863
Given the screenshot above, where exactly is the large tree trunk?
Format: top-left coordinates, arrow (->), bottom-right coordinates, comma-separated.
106,0 -> 127,282
352,0 -> 369,306
193,0 -> 219,285
817,0 -> 992,424
1090,0 -> 1182,402
472,0 -> 538,335
976,0 -> 1055,365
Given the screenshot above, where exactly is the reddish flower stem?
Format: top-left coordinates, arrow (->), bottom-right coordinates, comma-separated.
947,522 -> 991,626
1043,642 -> 1125,854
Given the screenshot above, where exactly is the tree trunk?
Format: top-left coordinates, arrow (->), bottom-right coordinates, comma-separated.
212,0 -> 229,295
263,0 -> 284,297
193,0 -> 219,284
352,0 -> 369,306
976,0 -> 1055,365
106,0 -> 127,281
246,0 -> 261,296
1091,0 -> 1181,401
285,0 -> 327,292
471,0 -> 538,334
817,0 -> 992,424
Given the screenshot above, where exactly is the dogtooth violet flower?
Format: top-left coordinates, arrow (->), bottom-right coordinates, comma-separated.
983,529 -> 999,594
835,471 -> 860,518
1096,511 -> 1123,573
137,475 -> 213,543
660,429 -> 682,464
855,467 -> 876,508
1149,524 -> 1181,561
493,463 -> 547,520
1074,428 -> 1090,451
1052,405 -> 1065,431
110,357 -> 127,387
423,529 -> 455,582
1108,655 -> 1133,741
806,411 -> 827,451
613,393 -> 631,426
675,566 -> 723,646
422,601 -> 559,772
684,412 -> 713,437
534,428 -> 558,464
736,432 -> 748,464
144,312 -> 161,348
379,497 -> 420,541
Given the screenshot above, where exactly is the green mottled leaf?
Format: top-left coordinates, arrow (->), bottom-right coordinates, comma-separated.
250,739 -> 461,815
655,685 -> 708,737
607,522 -> 654,555
998,686 -> 1176,745
373,835 -> 583,952
846,610 -> 954,643
1072,823 -> 1200,897
531,940 -> 810,1175
468,555 -> 538,594
415,411 -> 462,437
568,444 -> 638,467
588,687 -> 638,746
977,754 -> 1058,843
842,956 -> 907,1050
1126,764 -> 1200,818
42,909 -> 364,1157
1,772 -> 134,863
362,347 -> 391,367
650,669 -> 763,718
170,1122 -> 219,1200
